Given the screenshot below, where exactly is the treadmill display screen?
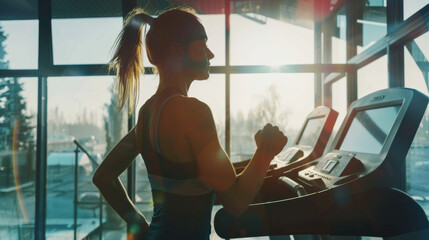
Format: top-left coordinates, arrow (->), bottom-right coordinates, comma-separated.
297,117 -> 325,147
338,105 -> 401,154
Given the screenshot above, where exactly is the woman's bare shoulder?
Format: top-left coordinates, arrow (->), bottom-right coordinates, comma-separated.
160,96 -> 214,133
176,96 -> 212,118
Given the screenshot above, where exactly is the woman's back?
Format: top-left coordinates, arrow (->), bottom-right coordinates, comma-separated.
137,88 -> 215,239
138,89 -> 195,170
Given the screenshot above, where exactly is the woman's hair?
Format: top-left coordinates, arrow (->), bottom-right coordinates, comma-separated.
109,7 -> 203,114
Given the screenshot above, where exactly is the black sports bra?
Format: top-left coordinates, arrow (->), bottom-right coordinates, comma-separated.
143,89 -> 212,196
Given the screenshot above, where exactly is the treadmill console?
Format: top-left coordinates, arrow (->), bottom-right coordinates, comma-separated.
268,106 -> 338,176
234,106 -> 337,176
275,147 -> 304,164
298,88 -> 428,191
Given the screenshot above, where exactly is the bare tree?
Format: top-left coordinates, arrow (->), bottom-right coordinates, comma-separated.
231,83 -> 290,156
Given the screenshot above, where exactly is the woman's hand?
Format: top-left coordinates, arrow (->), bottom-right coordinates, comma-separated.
254,123 -> 288,160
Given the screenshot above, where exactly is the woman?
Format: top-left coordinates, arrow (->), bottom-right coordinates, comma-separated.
93,8 -> 287,239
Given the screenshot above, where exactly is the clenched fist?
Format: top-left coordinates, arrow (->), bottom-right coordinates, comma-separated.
254,123 -> 288,158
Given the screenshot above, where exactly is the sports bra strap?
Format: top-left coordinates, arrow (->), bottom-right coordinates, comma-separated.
153,94 -> 182,154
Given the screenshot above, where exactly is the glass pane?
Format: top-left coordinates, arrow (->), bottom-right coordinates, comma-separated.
0,77 -> 37,239
47,76 -> 128,239
51,0 -> 122,65
357,55 -> 388,98
405,32 -> 429,217
324,2 -> 348,63
230,73 -> 314,162
136,74 -> 158,109
230,1 -> 314,65
331,13 -> 347,63
52,18 -> 123,65
405,37 -> 429,94
0,21 -> 38,69
415,32 -> 429,60
331,76 -> 347,140
404,1 -> 429,20
405,33 -> 429,89
357,1 -> 387,54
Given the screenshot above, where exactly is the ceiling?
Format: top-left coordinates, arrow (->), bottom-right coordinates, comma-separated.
0,0 -> 344,23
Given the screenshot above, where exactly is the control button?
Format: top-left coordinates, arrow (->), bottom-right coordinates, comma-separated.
333,154 -> 342,159
305,172 -> 309,176
309,174 -> 314,178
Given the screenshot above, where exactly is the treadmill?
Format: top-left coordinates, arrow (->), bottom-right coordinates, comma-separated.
215,88 -> 429,239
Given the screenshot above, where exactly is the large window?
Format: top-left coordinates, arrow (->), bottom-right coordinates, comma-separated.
0,78 -> 37,239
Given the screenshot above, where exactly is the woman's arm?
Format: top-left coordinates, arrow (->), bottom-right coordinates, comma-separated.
92,127 -> 149,230
186,99 -> 287,217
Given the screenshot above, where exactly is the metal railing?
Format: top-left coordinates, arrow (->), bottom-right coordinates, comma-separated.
73,139 -> 103,240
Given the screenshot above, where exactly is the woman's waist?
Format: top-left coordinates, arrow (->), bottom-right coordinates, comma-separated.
152,190 -> 214,206
147,173 -> 212,196
152,191 -> 214,215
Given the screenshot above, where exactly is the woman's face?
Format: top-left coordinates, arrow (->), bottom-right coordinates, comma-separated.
183,27 -> 214,80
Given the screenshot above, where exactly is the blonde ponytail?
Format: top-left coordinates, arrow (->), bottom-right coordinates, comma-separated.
109,8 -> 153,114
